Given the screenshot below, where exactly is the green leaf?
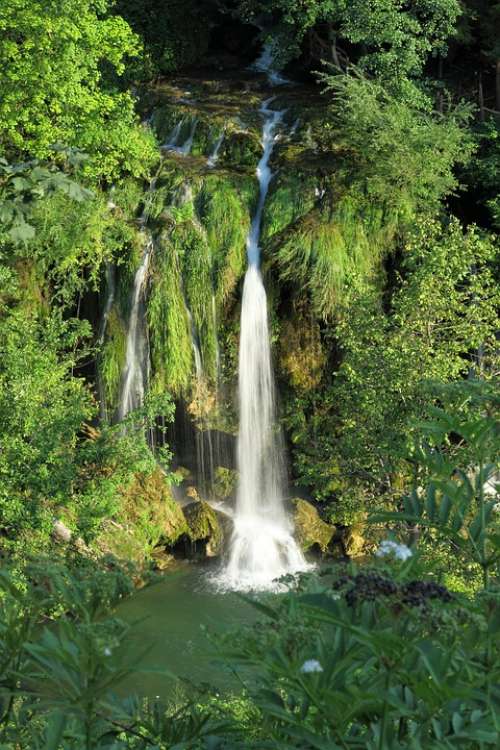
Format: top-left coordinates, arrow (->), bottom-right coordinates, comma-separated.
44,710 -> 66,750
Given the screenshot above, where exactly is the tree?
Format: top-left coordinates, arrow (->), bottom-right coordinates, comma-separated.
321,70 -> 473,212
466,1 -> 500,111
0,309 -> 94,546
233,0 -> 461,83
285,218 -> 499,519
116,0 -> 216,77
0,0 -> 157,181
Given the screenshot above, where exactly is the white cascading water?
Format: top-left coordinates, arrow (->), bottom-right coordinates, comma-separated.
164,118 -> 198,155
117,238 -> 153,421
207,131 -> 224,168
118,182 -> 157,420
218,99 -> 309,591
97,262 -> 116,421
252,41 -> 290,86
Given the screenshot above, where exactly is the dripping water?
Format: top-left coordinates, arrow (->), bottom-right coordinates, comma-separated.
186,306 -> 216,495
164,118 -> 198,155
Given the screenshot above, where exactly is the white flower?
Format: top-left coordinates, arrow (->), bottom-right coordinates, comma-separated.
103,647 -> 112,657
376,540 -> 413,561
300,659 -> 323,674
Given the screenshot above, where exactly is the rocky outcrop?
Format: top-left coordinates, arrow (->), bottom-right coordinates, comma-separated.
97,468 -> 188,566
183,499 -> 223,557
293,498 -> 336,554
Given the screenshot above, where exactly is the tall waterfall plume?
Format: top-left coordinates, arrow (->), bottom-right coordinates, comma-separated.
219,99 -> 309,591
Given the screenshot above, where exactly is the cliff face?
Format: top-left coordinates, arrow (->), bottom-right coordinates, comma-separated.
96,71 -> 384,506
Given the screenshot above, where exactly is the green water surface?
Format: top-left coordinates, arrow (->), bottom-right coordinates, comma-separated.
115,563 -> 258,697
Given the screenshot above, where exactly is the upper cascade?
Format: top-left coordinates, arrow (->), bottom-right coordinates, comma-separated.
251,40 -> 290,86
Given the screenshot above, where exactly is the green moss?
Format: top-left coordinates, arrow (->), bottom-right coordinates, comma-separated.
183,499 -> 223,555
279,300 -> 326,391
100,306 -> 127,414
97,468 -> 188,565
220,129 -> 261,168
272,192 -> 391,318
262,169 -> 317,243
148,229 -> 193,396
196,173 -> 254,307
213,467 -> 238,500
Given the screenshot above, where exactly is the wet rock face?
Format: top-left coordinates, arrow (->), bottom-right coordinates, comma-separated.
293,498 -> 336,554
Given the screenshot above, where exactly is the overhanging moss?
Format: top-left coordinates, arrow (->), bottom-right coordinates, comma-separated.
100,306 -> 127,415
148,229 -> 193,396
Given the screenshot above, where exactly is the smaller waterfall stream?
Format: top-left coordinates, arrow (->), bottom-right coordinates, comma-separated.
218,99 -> 309,591
164,118 -> 198,155
252,41 -> 290,86
207,131 -> 224,167
117,238 -> 153,421
118,182 -> 157,421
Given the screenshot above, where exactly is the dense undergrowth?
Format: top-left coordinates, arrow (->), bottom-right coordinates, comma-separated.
0,391 -> 498,748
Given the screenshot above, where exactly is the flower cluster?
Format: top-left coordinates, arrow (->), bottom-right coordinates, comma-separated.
300,659 -> 323,674
376,539 -> 413,561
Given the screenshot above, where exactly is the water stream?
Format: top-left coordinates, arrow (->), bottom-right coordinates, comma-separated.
118,183 -> 156,421
207,131 -> 224,167
164,118 -> 198,155
217,99 -> 308,591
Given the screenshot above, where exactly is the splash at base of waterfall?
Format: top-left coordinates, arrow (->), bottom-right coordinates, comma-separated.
212,516 -> 311,592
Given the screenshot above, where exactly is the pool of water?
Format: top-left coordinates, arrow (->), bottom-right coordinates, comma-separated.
114,562 -> 259,697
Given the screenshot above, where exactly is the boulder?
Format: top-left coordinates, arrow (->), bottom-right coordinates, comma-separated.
341,525 -> 366,558
293,499 -> 335,554
183,500 -> 223,557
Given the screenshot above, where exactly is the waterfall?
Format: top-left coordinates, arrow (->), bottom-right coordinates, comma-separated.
97,262 -> 116,421
218,99 -> 308,591
252,41 -> 290,86
117,182 -> 156,421
164,118 -> 198,155
117,237 -> 153,421
207,131 -> 224,167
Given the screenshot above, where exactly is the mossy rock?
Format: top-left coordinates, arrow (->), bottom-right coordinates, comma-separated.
220,130 -> 261,168
96,469 -> 188,566
293,499 -> 335,554
341,524 -> 367,558
183,500 -> 223,556
279,300 -> 326,391
213,467 -> 238,501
